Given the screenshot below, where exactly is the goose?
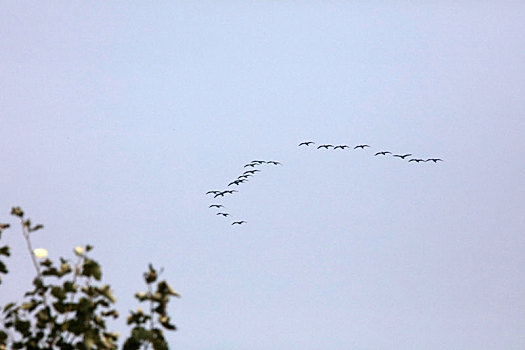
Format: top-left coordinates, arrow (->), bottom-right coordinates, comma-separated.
243,170 -> 260,175
216,213 -> 230,217
206,190 -> 221,195
354,144 -> 370,149
374,151 -> 392,156
209,204 -> 225,209
317,144 -> 333,149
298,141 -> 315,146
266,160 -> 281,165
244,163 -> 257,168
333,145 -> 349,150
232,221 -> 247,225
426,158 -> 443,163
408,158 -> 425,163
393,154 -> 412,159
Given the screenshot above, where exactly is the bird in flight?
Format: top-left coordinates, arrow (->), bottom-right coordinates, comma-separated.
216,212 -> 230,217
214,190 -> 237,198
232,221 -> 247,225
375,151 -> 392,156
228,179 -> 246,186
209,204 -> 225,209
333,145 -> 349,150
298,141 -> 315,146
426,158 -> 443,163
408,158 -> 425,163
317,144 -> 333,149
243,170 -> 260,175
393,154 -> 412,159
266,160 -> 281,165
244,163 -> 258,168
206,190 -> 221,195
354,144 -> 370,149
251,160 -> 266,164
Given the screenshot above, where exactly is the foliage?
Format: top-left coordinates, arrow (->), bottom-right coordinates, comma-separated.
0,207 -> 180,350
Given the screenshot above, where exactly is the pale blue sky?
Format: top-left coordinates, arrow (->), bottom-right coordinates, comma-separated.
1,2 -> 524,349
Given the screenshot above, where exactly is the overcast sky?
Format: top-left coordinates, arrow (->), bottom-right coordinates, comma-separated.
1,2 -> 524,349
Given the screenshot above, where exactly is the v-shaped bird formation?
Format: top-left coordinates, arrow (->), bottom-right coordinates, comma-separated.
206,159 -> 282,226
207,140 -> 443,227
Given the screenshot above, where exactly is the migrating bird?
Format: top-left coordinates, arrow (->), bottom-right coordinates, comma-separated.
333,145 -> 349,150
228,179 -> 246,186
426,158 -> 443,163
244,163 -> 258,168
251,160 -> 266,164
408,158 -> 426,163
216,213 -> 230,217
375,151 -> 392,156
354,144 -> 370,149
317,144 -> 333,149
231,221 -> 247,225
206,190 -> 221,195
266,160 -> 281,165
214,190 -> 238,198
209,204 -> 225,209
393,154 -> 412,159
298,141 -> 315,146
243,170 -> 260,175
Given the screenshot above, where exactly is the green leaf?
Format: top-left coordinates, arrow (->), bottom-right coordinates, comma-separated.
10,207 -> 24,218
82,259 -> 102,281
0,246 -> 10,257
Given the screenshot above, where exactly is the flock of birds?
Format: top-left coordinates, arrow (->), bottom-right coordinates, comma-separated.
206,141 -> 443,226
299,141 -> 443,162
206,159 -> 282,225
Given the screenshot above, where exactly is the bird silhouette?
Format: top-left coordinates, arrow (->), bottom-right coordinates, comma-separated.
251,160 -> 266,164
408,158 -> 425,163
354,144 -> 370,149
244,163 -> 257,168
266,160 -> 281,165
375,151 -> 392,156
317,144 -> 333,149
231,221 -> 247,225
426,158 -> 443,163
209,204 -> 225,209
393,154 -> 412,159
333,145 -> 349,150
243,170 -> 260,175
228,179 -> 246,186
206,190 -> 221,195
216,213 -> 230,217
298,141 -> 315,146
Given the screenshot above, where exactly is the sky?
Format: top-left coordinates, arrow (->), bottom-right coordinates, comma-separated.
1,2 -> 525,349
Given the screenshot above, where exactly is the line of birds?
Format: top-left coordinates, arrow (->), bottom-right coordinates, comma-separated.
206,159 -> 282,226
298,141 -> 443,163
206,140 -> 443,228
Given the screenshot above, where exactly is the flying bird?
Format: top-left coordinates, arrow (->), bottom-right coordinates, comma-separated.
266,160 -> 281,165
426,158 -> 443,163
251,160 -> 266,164
298,141 -> 315,146
393,154 -> 412,159
375,151 -> 392,156
206,190 -> 221,195
243,170 -> 260,175
209,204 -> 225,209
354,144 -> 370,149
244,163 -> 257,168
317,144 -> 333,149
228,180 -> 246,186
408,158 -> 425,163
216,213 -> 230,217
231,221 -> 247,225
333,145 -> 349,150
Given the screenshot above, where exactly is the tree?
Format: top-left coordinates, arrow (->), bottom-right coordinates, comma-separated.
0,207 -> 180,350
